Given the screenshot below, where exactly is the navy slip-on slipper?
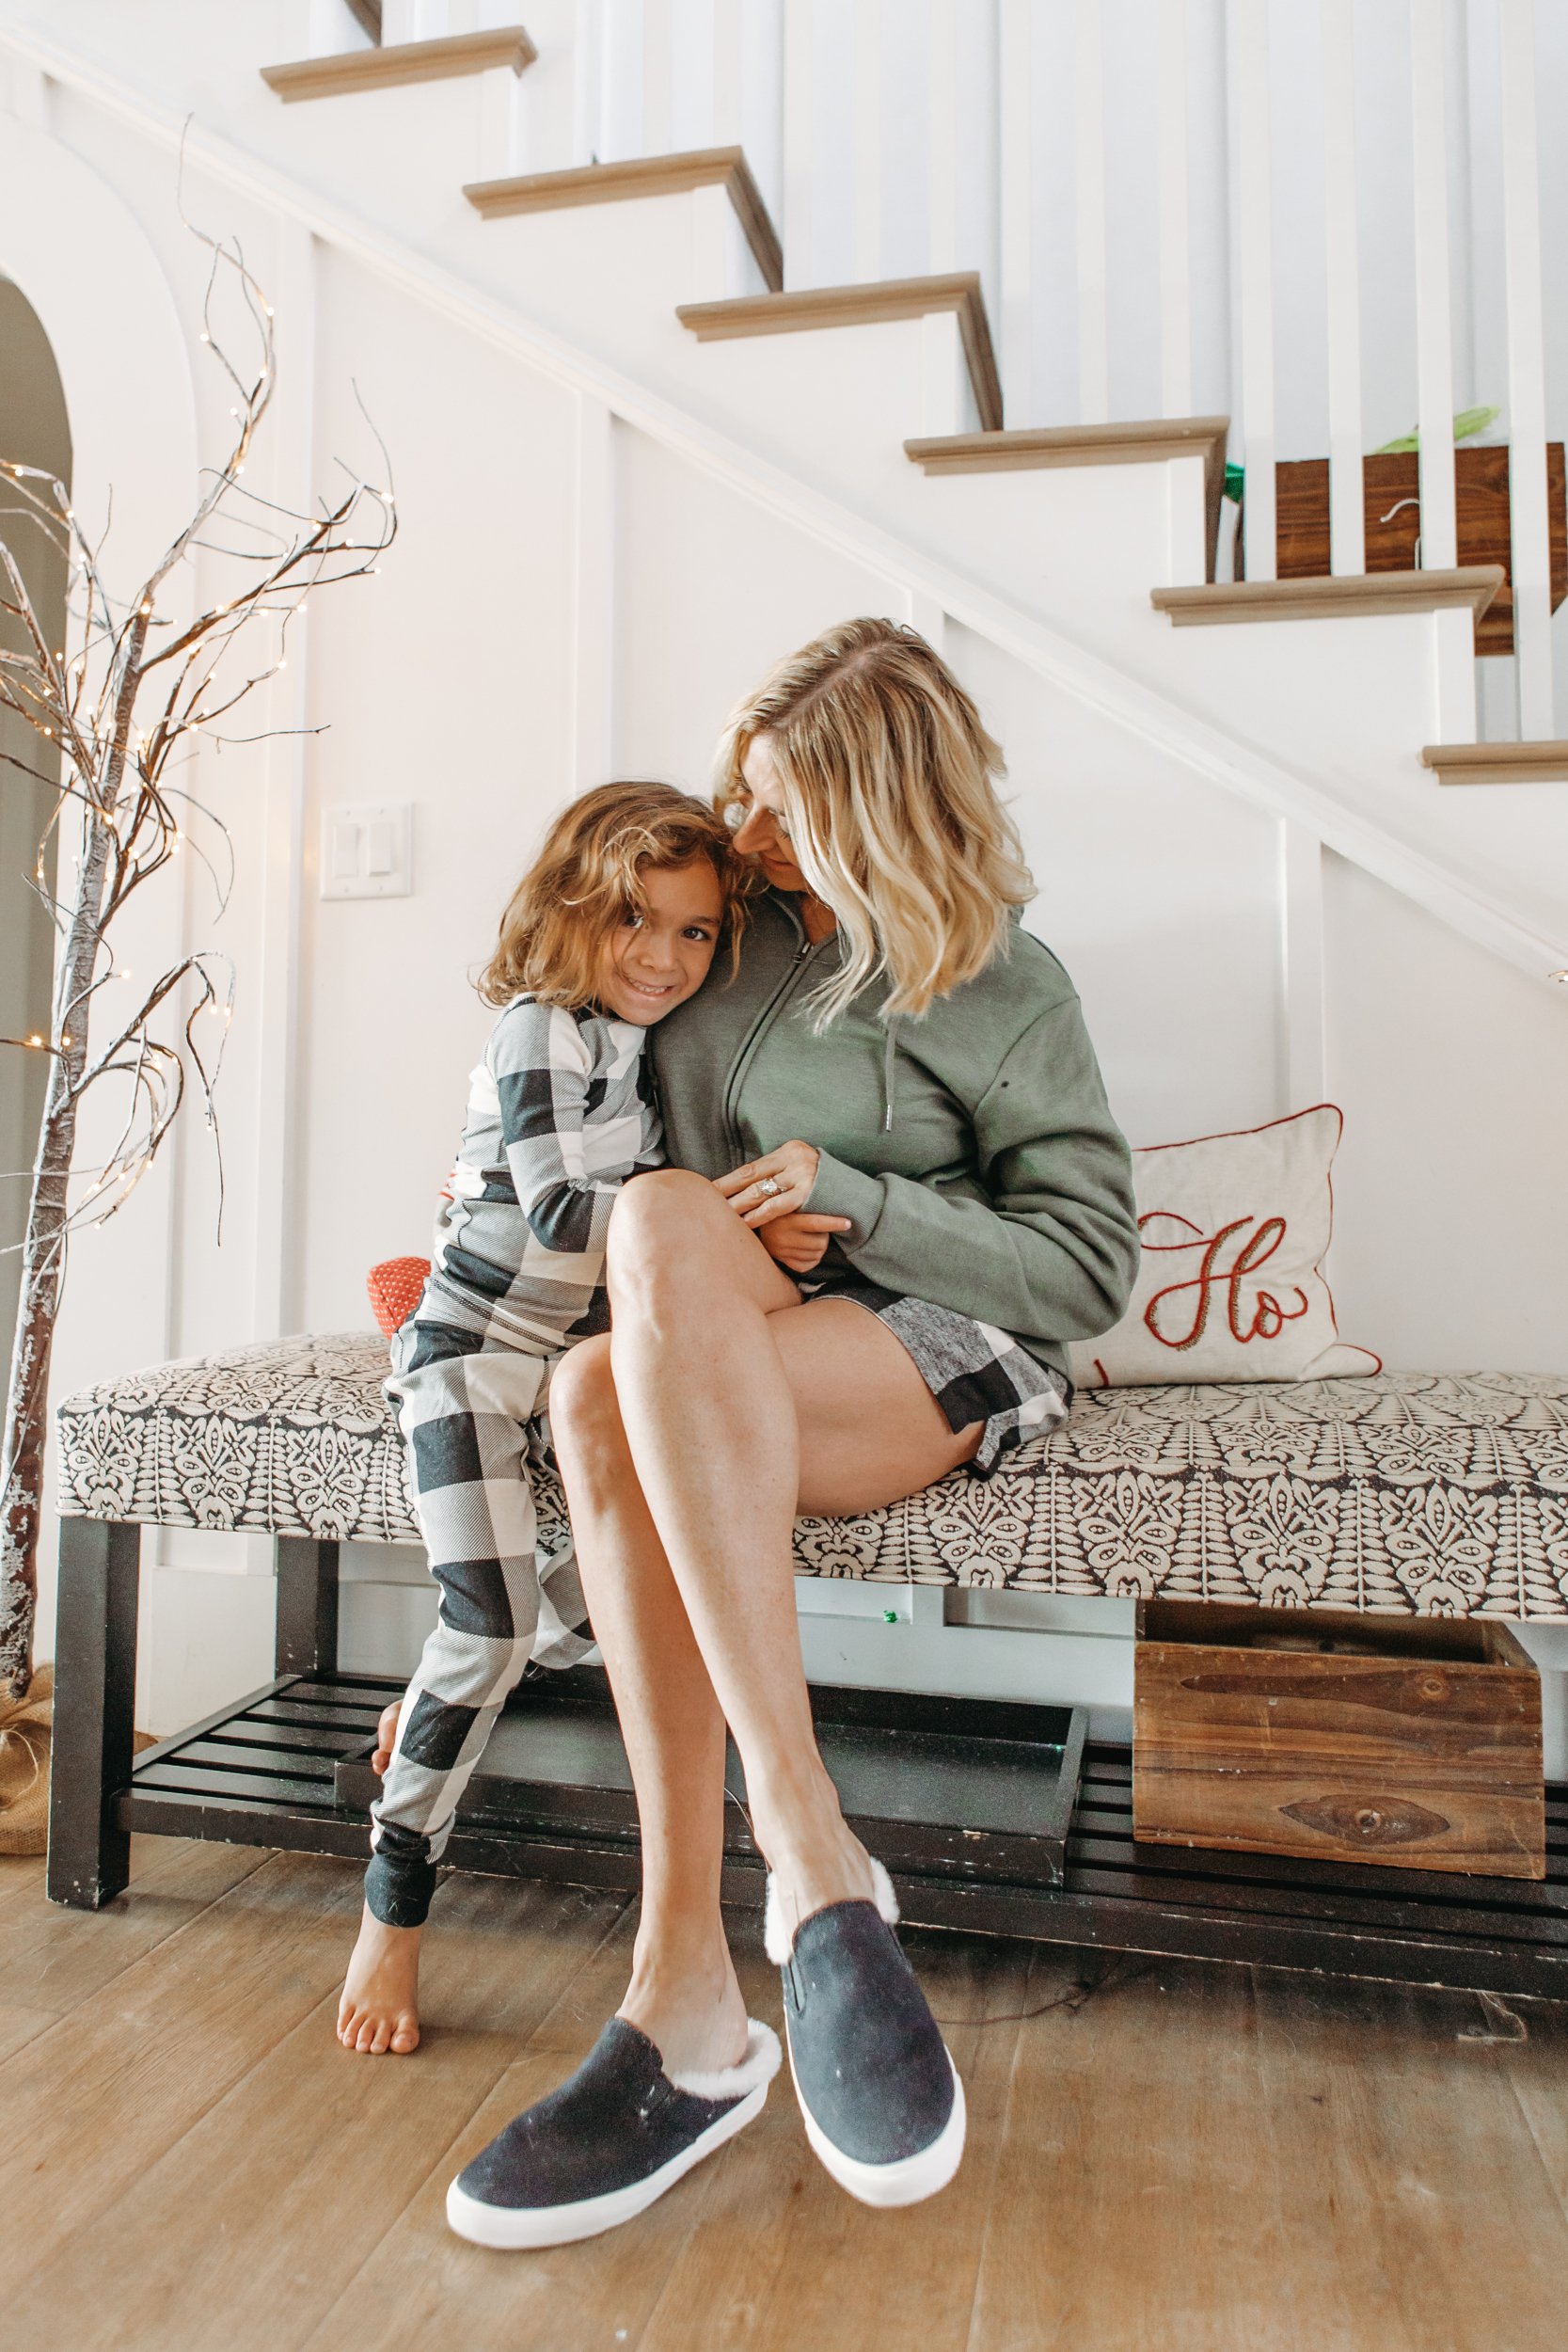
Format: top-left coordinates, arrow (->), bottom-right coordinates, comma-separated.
767,1856 -> 965,2208
446,2015 -> 781,2249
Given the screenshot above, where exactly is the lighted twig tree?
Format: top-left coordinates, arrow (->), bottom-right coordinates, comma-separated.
0,226 -> 394,1699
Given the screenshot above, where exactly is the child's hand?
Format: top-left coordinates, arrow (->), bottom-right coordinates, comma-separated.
715,1139 -> 825,1227
755,1211 -> 852,1274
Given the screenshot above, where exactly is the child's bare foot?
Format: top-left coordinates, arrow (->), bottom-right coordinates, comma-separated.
339,1901 -> 422,2055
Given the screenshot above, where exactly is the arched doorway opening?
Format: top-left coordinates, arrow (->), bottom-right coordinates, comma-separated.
0,278 -> 71,1361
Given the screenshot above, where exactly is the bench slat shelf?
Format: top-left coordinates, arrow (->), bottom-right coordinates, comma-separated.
106,1668 -> 1568,2002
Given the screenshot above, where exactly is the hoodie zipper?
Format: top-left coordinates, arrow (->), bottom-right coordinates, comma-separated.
720,902 -> 828,1166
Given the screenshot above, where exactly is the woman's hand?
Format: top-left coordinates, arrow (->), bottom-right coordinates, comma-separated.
715,1140 -> 827,1228
753,1211 -> 851,1274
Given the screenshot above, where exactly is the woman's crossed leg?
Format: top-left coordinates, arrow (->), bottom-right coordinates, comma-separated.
547,1168 -> 980,2076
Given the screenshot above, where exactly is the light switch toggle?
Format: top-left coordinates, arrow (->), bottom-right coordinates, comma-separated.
320,803 -> 413,898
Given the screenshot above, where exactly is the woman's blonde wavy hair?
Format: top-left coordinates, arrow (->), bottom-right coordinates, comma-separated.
479,781 -> 739,1010
716,617 -> 1033,1025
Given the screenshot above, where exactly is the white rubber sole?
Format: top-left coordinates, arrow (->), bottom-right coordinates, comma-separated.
788,2039 -> 967,2209
445,2078 -> 768,2249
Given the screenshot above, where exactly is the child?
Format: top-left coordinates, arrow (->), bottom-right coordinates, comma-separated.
338,781 -> 737,2056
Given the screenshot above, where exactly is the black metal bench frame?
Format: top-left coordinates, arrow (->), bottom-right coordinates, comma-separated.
46,1517 -> 1568,2001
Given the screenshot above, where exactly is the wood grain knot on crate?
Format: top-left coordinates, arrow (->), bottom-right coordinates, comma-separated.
1132,1599 -> 1545,1882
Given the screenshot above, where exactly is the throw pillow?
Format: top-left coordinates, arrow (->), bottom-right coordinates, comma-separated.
367,1256 -> 431,1340
1069,1104 -> 1380,1388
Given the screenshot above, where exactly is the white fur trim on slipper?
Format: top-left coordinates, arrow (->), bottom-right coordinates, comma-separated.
667,2018 -> 782,2102
764,1856 -> 901,1965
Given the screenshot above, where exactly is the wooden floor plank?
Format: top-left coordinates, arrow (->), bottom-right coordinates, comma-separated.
0,1850 -> 369,2294
1250,1969 -> 1568,2352
299,2043 -> 720,2352
0,1837 -> 271,2016
0,1836 -> 183,1922
968,1948 -> 1300,2352
1493,1995 -> 1568,2225
8,1863 -> 632,2352
0,2001 -> 56,2065
12,1836 -> 1568,2348
639,1923 -> 1031,2352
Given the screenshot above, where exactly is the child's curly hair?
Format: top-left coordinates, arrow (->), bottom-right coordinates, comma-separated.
479,781 -> 744,1010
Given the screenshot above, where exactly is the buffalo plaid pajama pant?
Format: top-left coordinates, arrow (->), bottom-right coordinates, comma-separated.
365,1315 -> 593,1927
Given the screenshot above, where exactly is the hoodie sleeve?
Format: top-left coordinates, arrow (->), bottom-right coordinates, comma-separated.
804,993 -> 1140,1348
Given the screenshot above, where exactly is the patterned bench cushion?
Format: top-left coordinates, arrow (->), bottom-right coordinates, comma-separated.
55,1334 -> 1568,1617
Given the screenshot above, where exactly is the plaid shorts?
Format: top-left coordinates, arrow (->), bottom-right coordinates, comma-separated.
800,1279 -> 1070,1475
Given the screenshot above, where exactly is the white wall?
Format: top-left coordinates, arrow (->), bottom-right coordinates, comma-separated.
2,12 -> 1565,1749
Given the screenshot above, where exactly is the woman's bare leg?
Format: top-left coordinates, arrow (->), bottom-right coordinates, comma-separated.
600,1172 -> 978,1942
548,1335 -> 748,2077
548,1179 -> 977,2068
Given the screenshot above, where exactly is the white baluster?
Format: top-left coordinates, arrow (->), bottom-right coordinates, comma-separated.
1499,0 -> 1554,739
1321,0 -> 1364,575
643,0 -> 673,157
1156,0 -> 1192,420
784,0 -> 814,287
927,0 -> 958,276
1233,0 -> 1275,581
1074,0 -> 1108,424
1409,2 -> 1457,572
713,0 -> 744,147
998,0 -> 1033,426
853,0 -> 883,283
381,0 -> 444,43
1411,0 -> 1472,742
571,0 -> 606,167
673,0 -> 715,152
743,0 -> 785,245
601,0 -> 642,164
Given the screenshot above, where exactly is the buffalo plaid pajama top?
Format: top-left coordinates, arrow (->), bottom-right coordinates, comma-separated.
367,995 -> 662,1928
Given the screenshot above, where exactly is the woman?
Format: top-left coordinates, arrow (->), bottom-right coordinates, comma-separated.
444,619 -> 1139,2250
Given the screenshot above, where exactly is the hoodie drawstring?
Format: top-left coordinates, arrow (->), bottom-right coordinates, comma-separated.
883,1018 -> 897,1133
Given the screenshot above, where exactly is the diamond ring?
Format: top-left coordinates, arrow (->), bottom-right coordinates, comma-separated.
755,1176 -> 783,1200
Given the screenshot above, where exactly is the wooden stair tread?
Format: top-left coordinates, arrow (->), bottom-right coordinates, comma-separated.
1152,568 -> 1505,626
465,146 -> 784,294
1420,740 -> 1568,786
906,416 -> 1228,474
261,26 -> 535,103
910,416 -> 1229,579
678,273 -> 1004,435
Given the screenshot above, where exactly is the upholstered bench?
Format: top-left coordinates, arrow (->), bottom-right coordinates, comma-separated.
55,1332 -> 1568,1609
45,1335 -> 1568,1993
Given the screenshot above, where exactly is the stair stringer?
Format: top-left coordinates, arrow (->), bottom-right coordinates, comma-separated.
8,16 -> 1567,993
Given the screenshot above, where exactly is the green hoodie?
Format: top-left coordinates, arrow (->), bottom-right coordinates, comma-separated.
651,891 -> 1139,1382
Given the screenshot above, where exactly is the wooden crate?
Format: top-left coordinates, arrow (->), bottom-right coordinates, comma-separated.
1256,445 -> 1567,654
1133,1600 -> 1544,1881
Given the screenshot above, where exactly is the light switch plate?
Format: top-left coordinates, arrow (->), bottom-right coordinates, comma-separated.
320,802 -> 413,898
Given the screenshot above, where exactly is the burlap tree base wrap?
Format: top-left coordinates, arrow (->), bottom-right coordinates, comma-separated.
0,1664 -> 52,1856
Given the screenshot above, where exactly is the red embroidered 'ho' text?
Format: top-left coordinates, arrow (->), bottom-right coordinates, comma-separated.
1137,1211 -> 1311,1353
